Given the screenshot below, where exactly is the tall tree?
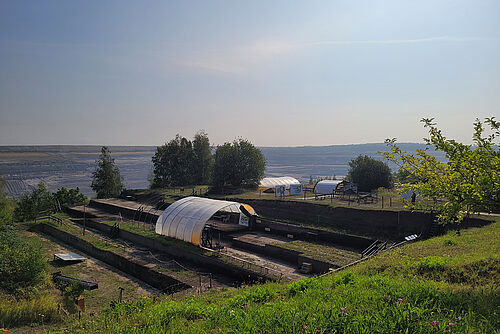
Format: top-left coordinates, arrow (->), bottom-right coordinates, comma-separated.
212,139 -> 266,188
384,117 -> 500,224
192,130 -> 214,185
346,155 -> 393,192
91,146 -> 124,198
151,135 -> 195,188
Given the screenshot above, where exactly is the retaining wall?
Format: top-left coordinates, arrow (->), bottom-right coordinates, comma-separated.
254,218 -> 374,251
237,199 -> 492,241
35,223 -> 191,294
89,200 -> 159,223
230,237 -> 335,274
68,218 -> 277,282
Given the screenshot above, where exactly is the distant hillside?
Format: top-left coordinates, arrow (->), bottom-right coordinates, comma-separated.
260,143 -> 445,181
0,143 -> 442,196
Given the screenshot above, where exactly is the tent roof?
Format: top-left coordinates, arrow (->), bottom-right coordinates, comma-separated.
155,197 -> 254,246
313,180 -> 343,194
259,177 -> 300,189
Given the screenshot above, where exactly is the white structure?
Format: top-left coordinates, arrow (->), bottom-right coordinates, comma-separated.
313,180 -> 358,195
155,197 -> 255,246
313,180 -> 343,194
259,177 -> 300,190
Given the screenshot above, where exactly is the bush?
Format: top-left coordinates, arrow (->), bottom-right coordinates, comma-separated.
417,256 -> 448,274
0,227 -> 47,293
14,183 -> 55,221
53,187 -> 87,206
287,277 -> 319,296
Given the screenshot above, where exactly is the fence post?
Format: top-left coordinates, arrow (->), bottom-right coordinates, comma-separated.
381,196 -> 384,209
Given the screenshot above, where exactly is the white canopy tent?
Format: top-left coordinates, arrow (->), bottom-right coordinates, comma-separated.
259,177 -> 300,190
313,180 -> 343,194
155,197 -> 255,246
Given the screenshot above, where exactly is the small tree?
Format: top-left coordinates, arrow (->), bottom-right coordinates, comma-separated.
212,139 -> 266,188
91,147 -> 123,198
14,183 -> 55,221
346,155 -> 393,192
384,117 -> 500,225
53,187 -> 87,206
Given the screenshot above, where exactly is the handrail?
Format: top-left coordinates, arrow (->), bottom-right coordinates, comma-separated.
361,240 -> 379,257
35,214 -> 62,225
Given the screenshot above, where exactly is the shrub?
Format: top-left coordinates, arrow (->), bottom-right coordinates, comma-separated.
333,271 -> 356,286
0,227 -> 47,292
14,183 -> 55,221
287,277 -> 319,296
417,256 -> 447,274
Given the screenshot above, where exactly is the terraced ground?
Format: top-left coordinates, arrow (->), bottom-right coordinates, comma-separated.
274,240 -> 361,266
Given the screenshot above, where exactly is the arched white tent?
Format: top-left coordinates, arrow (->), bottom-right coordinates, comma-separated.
313,180 -> 342,194
259,177 -> 300,190
155,197 -> 255,246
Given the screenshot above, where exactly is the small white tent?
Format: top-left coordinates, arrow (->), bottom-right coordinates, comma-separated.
313,180 -> 343,194
259,177 -> 300,190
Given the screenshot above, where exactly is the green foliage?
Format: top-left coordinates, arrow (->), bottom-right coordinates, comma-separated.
417,256 -> 448,274
0,294 -> 60,328
151,134 -> 196,187
61,282 -> 85,299
346,155 -> 393,191
53,187 -> 87,206
0,174 -> 15,225
62,220 -> 500,333
333,271 -> 356,286
287,277 -> 319,296
14,183 -> 55,221
0,226 -> 47,293
212,138 -> 266,188
193,130 -> 214,185
91,146 -> 124,198
384,117 -> 500,224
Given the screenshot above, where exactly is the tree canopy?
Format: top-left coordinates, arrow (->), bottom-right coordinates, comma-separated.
212,138 -> 266,188
192,131 -> 214,185
91,146 -> 124,198
151,135 -> 195,188
383,117 -> 500,224
346,155 -> 393,192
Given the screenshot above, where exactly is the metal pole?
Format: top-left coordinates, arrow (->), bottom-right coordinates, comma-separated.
382,196 -> 384,209
118,287 -> 124,302
83,203 -> 86,236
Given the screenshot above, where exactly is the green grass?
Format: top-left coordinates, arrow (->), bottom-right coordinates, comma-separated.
0,293 -> 60,329
35,217 -> 124,254
273,240 -> 361,267
51,218 -> 499,333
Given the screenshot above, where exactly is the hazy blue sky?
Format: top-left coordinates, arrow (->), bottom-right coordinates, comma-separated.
1,1 -> 499,146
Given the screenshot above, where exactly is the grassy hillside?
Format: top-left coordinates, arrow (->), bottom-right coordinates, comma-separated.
59,218 -> 499,333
